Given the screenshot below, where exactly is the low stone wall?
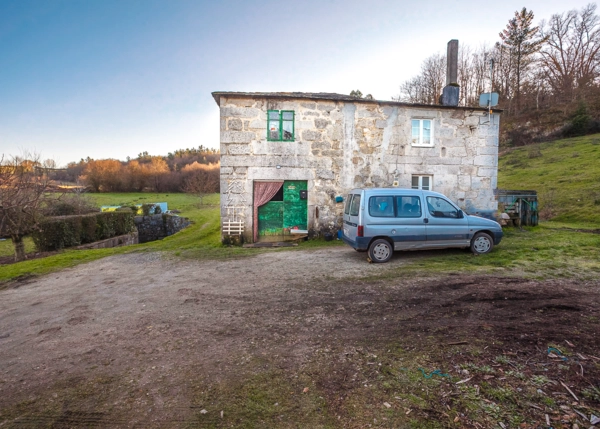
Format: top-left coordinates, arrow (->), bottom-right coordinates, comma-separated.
76,232 -> 138,250
134,214 -> 191,243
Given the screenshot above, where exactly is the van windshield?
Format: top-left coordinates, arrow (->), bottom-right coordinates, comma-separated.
349,195 -> 361,216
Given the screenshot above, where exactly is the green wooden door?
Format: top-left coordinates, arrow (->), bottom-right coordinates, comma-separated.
283,180 -> 307,232
258,201 -> 284,237
257,180 -> 307,239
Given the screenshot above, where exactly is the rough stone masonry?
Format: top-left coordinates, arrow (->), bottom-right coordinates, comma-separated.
213,92 -> 500,243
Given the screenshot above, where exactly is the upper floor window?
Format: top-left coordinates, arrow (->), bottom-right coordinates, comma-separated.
411,119 -> 433,147
412,175 -> 432,191
268,110 -> 295,141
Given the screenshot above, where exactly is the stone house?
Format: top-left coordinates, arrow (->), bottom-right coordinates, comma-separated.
212,91 -> 500,243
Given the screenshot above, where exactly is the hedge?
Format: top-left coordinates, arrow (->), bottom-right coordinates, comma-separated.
32,211 -> 136,251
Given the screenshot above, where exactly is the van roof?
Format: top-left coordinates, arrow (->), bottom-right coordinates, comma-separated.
347,188 -> 446,197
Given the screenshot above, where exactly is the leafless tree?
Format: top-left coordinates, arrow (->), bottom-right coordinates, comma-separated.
539,4 -> 600,103
0,153 -> 55,262
181,162 -> 220,205
395,53 -> 446,104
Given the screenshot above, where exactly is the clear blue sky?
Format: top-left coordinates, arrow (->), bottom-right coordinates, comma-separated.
0,0 -> 593,166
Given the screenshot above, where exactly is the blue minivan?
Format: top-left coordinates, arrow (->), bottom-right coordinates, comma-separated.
341,188 -> 503,263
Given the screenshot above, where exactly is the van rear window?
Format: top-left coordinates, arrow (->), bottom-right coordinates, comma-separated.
349,195 -> 361,216
344,194 -> 353,215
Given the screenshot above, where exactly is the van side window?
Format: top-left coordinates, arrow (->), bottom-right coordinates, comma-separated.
426,196 -> 459,218
397,196 -> 422,218
369,196 -> 395,217
349,195 -> 361,216
344,195 -> 353,215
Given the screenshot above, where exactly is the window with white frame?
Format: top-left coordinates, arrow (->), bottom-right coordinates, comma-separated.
411,119 -> 433,146
411,175 -> 432,191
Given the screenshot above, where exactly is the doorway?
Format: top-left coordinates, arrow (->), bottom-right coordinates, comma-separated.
257,180 -> 307,241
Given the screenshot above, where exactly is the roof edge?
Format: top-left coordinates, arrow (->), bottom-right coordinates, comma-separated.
211,91 -> 503,113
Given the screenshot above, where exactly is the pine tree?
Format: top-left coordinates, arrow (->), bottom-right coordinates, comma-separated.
497,8 -> 548,113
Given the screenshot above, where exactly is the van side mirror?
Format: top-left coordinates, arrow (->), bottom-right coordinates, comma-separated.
458,210 -> 464,219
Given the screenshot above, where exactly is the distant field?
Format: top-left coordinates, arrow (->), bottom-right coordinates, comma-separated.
498,133 -> 600,225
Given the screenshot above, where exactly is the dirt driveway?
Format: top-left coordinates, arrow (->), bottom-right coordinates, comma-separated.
1,247 -> 599,428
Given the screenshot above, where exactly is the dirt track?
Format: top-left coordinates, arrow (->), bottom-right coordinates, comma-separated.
1,247 -> 599,428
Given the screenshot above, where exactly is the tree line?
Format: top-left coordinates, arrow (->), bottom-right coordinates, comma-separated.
396,3 -> 600,145
52,146 -> 220,194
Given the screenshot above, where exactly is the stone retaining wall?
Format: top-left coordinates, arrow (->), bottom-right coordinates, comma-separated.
76,232 -> 138,250
134,214 -> 191,243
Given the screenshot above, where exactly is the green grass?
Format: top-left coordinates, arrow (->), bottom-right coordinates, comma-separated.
499,133 -> 600,224
0,193 -> 228,283
385,224 -> 600,280
0,236 -> 35,258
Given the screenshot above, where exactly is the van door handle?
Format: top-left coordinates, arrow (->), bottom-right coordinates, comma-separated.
423,218 -> 429,224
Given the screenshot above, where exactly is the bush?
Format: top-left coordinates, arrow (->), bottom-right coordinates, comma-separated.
32,211 -> 135,251
43,194 -> 99,216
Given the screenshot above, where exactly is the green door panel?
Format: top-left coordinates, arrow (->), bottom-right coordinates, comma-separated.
258,201 -> 283,236
283,181 -> 307,231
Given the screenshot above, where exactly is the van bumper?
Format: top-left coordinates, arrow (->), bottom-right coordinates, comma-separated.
493,230 -> 503,245
342,235 -> 370,250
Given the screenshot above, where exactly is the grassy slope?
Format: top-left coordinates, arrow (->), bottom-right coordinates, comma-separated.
498,134 -> 600,225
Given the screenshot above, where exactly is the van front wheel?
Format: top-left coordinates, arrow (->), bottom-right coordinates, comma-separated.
471,232 -> 493,255
368,239 -> 393,263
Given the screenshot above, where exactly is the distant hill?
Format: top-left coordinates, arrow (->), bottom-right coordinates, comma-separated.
498,134 -> 600,224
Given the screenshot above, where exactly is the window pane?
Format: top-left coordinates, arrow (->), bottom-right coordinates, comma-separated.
282,120 -> 293,141
269,129 -> 280,140
349,195 -> 361,216
282,111 -> 294,120
422,120 -> 431,145
397,196 -> 422,217
411,176 -> 419,189
422,176 -> 430,190
369,196 -> 395,217
344,195 -> 353,214
426,196 -> 458,218
411,120 -> 420,145
268,111 -> 280,120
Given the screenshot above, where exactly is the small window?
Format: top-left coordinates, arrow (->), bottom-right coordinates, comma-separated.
369,196 -> 395,217
426,196 -> 459,218
349,195 -> 361,216
267,110 -> 295,141
396,196 -> 422,218
411,175 -> 432,191
411,119 -> 434,146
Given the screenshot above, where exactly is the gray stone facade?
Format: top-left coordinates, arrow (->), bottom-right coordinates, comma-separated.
213,92 -> 500,243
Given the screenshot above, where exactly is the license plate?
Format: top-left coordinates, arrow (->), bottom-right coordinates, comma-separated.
343,227 -> 349,237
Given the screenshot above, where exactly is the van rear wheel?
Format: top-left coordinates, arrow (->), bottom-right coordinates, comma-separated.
368,239 -> 393,263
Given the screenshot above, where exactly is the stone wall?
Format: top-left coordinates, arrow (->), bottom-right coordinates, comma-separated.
218,95 -> 500,243
76,232 -> 138,250
134,214 -> 190,243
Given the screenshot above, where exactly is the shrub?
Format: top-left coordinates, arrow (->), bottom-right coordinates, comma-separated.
43,194 -> 99,217
32,212 -> 135,251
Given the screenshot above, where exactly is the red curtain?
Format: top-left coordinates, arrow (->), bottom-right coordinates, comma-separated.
253,181 -> 283,242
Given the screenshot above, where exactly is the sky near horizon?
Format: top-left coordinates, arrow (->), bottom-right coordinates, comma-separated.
0,0 -> 595,166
